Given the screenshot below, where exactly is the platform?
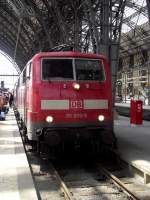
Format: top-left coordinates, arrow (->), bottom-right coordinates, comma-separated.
0,109 -> 38,200
115,115 -> 150,183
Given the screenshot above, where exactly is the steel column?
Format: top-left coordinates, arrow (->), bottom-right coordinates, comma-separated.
146,0 -> 150,104
146,0 -> 150,24
99,0 -> 126,104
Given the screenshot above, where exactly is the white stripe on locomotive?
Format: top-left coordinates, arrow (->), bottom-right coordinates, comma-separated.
41,100 -> 69,110
84,99 -> 108,109
41,99 -> 108,110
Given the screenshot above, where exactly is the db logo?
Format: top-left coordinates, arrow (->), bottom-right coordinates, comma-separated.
70,100 -> 83,109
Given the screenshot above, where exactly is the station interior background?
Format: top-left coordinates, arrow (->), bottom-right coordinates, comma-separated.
0,0 -> 150,105
0,51 -> 18,90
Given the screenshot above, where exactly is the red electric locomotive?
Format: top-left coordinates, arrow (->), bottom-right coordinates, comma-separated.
15,50 -> 116,151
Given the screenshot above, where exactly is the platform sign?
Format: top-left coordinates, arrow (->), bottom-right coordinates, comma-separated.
130,99 -> 143,125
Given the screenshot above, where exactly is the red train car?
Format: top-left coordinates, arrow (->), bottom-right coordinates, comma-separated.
15,51 -> 116,151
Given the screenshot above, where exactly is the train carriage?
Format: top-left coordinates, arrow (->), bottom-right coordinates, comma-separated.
15,51 -> 116,151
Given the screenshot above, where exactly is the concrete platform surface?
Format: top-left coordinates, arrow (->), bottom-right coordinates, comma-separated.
115,116 -> 150,174
0,109 -> 38,200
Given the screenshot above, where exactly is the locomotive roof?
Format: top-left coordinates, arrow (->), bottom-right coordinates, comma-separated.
31,51 -> 107,61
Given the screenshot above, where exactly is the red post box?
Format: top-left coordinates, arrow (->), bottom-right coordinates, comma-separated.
130,99 -> 143,125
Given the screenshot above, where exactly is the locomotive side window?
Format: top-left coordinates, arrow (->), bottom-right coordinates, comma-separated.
18,78 -> 20,87
23,68 -> 26,83
26,63 -> 32,80
20,73 -> 23,86
75,59 -> 105,81
42,59 -> 73,80
19,68 -> 26,85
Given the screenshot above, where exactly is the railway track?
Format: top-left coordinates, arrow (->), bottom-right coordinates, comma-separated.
14,107 -> 150,200
21,143 -> 150,200
54,156 -> 150,200
52,160 -> 129,200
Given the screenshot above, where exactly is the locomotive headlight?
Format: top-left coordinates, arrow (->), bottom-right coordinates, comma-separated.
46,116 -> 53,123
98,115 -> 104,122
73,83 -> 80,90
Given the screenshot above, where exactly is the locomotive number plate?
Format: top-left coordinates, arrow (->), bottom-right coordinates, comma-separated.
70,100 -> 83,109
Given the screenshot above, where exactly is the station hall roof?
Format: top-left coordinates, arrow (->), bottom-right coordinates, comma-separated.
0,0 -> 149,72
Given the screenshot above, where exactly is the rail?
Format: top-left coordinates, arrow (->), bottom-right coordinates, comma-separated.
96,163 -> 139,200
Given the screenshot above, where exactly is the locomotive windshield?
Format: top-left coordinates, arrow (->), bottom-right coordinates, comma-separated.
75,59 -> 105,81
42,58 -> 105,81
42,59 -> 73,80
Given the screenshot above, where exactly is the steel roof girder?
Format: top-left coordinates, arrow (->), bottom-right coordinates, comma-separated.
0,22 -> 29,55
0,6 -> 34,46
0,11 -> 32,52
25,0 -> 53,48
42,0 -> 68,44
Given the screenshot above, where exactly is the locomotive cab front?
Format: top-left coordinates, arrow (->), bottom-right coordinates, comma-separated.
23,52 -> 115,150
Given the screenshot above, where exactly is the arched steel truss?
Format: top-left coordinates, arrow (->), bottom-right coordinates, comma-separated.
0,0 -> 149,74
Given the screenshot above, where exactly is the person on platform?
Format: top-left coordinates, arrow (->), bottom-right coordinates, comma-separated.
9,93 -> 14,108
0,93 -> 5,120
